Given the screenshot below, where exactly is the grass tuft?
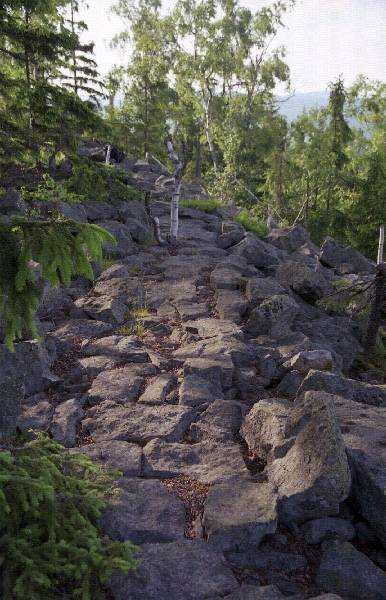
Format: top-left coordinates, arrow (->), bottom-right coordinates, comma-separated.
179,198 -> 225,214
235,209 -> 268,238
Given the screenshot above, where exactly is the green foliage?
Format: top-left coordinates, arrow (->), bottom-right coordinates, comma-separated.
22,175 -> 85,204
67,159 -> 143,203
354,329 -> 386,374
0,216 -> 115,350
179,198 -> 225,213
235,209 -> 268,239
0,433 -> 139,600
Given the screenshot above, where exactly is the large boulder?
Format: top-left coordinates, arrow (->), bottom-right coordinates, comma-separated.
277,261 -> 333,303
316,542 -> 386,599
334,395 -> 386,548
98,221 -> 137,258
231,233 -> 280,268
242,392 -> 351,524
267,224 -> 308,253
298,370 -> 386,407
283,350 -> 334,374
320,237 -> 375,274
0,341 -> 59,396
246,295 -> 299,338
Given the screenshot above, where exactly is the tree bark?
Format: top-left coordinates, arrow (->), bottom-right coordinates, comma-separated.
166,134 -> 182,243
364,264 -> 386,355
195,136 -> 201,178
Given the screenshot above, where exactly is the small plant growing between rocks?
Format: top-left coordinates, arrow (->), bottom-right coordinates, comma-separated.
235,209 -> 269,239
179,198 -> 225,214
0,433 -> 139,600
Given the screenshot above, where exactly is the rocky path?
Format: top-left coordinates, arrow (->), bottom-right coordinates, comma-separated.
9,198 -> 386,599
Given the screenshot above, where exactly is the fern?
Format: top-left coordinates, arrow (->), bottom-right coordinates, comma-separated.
0,433 -> 139,600
0,216 -> 116,350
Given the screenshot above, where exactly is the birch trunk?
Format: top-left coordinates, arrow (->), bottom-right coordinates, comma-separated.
166,134 -> 183,243
105,145 -> 112,165
377,224 -> 384,265
204,100 -> 218,171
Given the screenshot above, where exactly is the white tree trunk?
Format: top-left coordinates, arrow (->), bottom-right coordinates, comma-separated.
166,135 -> 182,243
105,144 -> 112,165
377,224 -> 384,264
204,98 -> 218,171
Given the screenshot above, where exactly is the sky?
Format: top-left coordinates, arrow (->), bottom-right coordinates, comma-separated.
78,0 -> 386,94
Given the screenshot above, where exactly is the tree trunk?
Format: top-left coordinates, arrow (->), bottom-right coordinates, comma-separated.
364,264 -> 386,354
195,136 -> 202,179
145,192 -> 165,245
166,134 -> 182,243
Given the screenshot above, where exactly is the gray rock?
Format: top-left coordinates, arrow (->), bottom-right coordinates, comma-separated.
83,200 -> 118,222
231,233 -> 280,268
267,225 -> 308,253
301,517 -> 355,544
18,401 -> 54,431
283,350 -> 334,374
184,355 -> 234,390
245,277 -> 286,305
48,319 -> 113,355
277,261 -> 334,303
179,374 -> 224,407
110,539 -> 238,600
333,395 -> 386,548
97,263 -> 130,282
87,365 -> 148,405
246,295 -> 299,338
75,294 -> 128,324
0,188 -> 28,215
83,402 -> 195,444
0,378 -> 24,439
71,355 -> 121,381
298,370 -> 386,407
50,398 -> 84,447
316,542 -> 386,599
100,478 -> 185,544
58,201 -> 88,223
227,548 -> 307,577
139,374 -> 176,404
76,440 -> 142,476
203,480 -> 277,551
216,289 -> 248,324
0,341 -> 59,395
276,370 -> 303,398
218,229 -> 245,249
80,335 -> 150,362
37,284 -> 74,320
117,200 -> 149,224
142,438 -> 249,483
211,266 -> 246,291
124,217 -> 151,243
189,400 -> 243,442
320,237 -> 375,274
183,318 -> 243,341
98,220 -> 137,258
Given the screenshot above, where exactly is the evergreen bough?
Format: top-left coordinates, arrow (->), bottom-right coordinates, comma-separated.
0,433 -> 139,600
0,215 -> 115,350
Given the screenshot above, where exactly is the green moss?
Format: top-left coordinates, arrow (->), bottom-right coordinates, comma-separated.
0,433 -> 139,600
235,209 -> 268,238
179,198 -> 225,213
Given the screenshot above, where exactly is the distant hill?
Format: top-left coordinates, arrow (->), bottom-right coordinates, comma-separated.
276,91 -> 329,122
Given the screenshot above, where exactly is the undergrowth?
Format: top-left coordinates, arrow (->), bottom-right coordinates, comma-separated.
179,198 -> 225,213
235,209 -> 268,238
0,433 -> 139,600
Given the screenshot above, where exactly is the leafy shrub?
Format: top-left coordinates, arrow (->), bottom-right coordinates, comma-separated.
21,175 -> 85,204
235,209 -> 268,238
0,433 -> 139,600
66,159 -> 142,203
179,198 -> 225,213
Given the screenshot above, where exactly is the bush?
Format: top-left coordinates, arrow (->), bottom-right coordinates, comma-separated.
179,198 -> 225,213
0,433 -> 139,600
235,209 -> 268,238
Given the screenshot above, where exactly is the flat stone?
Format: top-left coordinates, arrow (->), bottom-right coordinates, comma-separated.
87,366 -> 145,405
301,517 -> 355,545
298,370 -> 386,407
184,355 -> 234,390
231,233 -> 279,268
76,440 -> 142,476
203,480 -> 278,550
80,335 -> 150,362
245,277 -> 286,305
50,399 -> 84,447
48,319 -> 113,355
110,539 -> 238,600
75,294 -> 128,325
143,438 -> 249,483
72,355 -> 121,381
227,548 -> 307,576
179,374 -> 224,407
183,318 -> 243,340
139,374 -> 176,405
83,402 -> 195,444
216,289 -> 248,324
189,400 -> 242,442
100,478 -> 185,544
316,542 -> 386,599
211,266 -> 245,290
